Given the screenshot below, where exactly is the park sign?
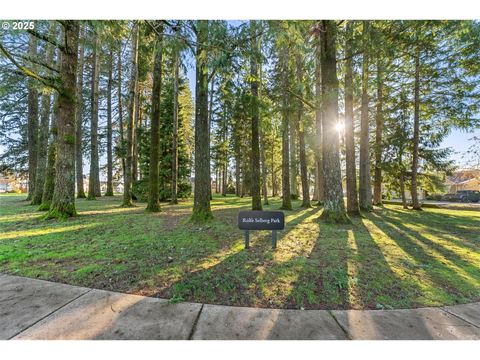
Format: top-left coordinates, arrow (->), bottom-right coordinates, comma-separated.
237,210 -> 285,249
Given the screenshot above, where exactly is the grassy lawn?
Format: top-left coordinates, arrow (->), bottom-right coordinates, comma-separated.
0,193 -> 478,310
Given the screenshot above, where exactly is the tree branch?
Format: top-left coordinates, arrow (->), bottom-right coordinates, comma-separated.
0,42 -> 60,92
27,29 -> 65,52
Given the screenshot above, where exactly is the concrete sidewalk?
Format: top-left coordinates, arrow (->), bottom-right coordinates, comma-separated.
1,274 -> 479,340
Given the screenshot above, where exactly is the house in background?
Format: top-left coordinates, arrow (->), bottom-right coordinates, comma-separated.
446,169 -> 480,193
0,175 -> 27,193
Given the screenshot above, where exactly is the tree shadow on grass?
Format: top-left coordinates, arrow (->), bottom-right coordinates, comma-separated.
158,206 -> 322,307
385,207 -> 479,250
367,212 -> 479,304
287,211 -> 425,310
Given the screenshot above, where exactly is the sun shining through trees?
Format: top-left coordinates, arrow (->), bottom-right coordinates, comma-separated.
0,20 -> 479,310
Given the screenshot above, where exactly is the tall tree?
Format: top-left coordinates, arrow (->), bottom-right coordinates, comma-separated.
45,21 -> 80,219
38,94 -> 58,211
122,21 -> 139,207
280,45 -> 292,210
344,21 -> 360,215
171,25 -> 180,205
32,24 -> 55,205
87,30 -> 101,200
250,20 -> 262,211
373,53 -> 384,206
75,24 -> 86,198
146,22 -> 163,212
295,53 -> 310,208
359,21 -> 373,212
319,20 -> 348,223
105,49 -> 114,196
314,24 -> 325,205
26,34 -> 39,201
192,20 -> 213,221
411,45 -> 422,210
117,42 -> 126,176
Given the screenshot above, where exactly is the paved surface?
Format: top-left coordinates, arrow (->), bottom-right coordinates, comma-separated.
1,274 -> 479,340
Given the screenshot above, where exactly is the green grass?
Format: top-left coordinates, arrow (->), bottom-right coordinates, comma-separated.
0,193 -> 478,310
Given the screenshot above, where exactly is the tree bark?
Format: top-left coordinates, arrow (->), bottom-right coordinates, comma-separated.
122,22 -> 139,207
250,20 -> 262,211
280,46 -> 292,210
87,31 -> 101,200
314,25 -> 325,205
296,54 -> 310,208
192,20 -> 213,221
373,54 -> 384,206
32,24 -> 55,205
344,21 -> 360,215
411,48 -> 422,210
45,21 -> 79,219
75,24 -> 86,198
171,36 -> 179,204
290,109 -> 298,200
38,94 -> 58,211
359,21 -> 373,212
132,84 -> 140,182
146,24 -> 163,212
105,49 -> 114,196
399,170 -> 408,209
319,20 -> 348,223
117,43 -> 126,177
26,34 -> 39,201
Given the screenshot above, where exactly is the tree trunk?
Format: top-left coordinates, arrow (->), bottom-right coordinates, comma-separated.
26,34 -> 39,201
373,54 -> 384,206
146,25 -> 163,212
208,76 -> 214,201
411,48 -> 422,210
280,46 -> 292,210
105,49 -> 114,196
344,22 -> 360,215
314,26 -> 324,205
88,32 -> 101,200
171,37 -> 179,204
132,84 -> 140,182
250,20 -> 262,211
192,20 -> 213,221
45,21 -> 79,219
359,21 -> 373,212
319,20 -> 348,223
399,170 -> 408,209
38,94 -> 58,211
122,22 -> 139,207
75,24 -> 86,198
290,110 -> 298,200
117,43 -> 126,177
32,24 -> 55,205
295,54 -> 310,208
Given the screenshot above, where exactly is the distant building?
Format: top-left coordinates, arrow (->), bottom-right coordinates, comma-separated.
446,169 -> 480,193
0,175 -> 27,193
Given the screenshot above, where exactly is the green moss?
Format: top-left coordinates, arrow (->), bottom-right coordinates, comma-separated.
37,201 -> 51,211
190,208 -> 213,223
320,209 -> 351,224
64,134 -> 75,145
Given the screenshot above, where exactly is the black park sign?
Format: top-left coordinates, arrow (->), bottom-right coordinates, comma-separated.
237,211 -> 285,249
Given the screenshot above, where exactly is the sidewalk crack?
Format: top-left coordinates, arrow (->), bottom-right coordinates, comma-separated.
188,304 -> 204,340
8,288 -> 92,340
441,308 -> 480,329
327,310 -> 352,340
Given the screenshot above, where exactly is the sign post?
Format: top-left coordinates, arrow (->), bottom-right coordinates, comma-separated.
237,211 -> 285,249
